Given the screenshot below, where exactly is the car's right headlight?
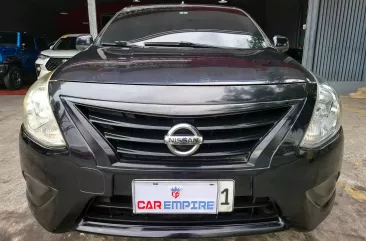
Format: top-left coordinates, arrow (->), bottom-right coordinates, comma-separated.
300,78 -> 342,148
23,72 -> 66,148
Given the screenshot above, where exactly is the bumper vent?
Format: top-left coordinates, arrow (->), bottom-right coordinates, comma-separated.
45,58 -> 68,71
83,196 -> 280,226
76,105 -> 289,165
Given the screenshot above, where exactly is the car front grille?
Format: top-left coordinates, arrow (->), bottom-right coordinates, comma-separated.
45,58 -> 68,71
83,196 -> 280,226
76,105 -> 290,165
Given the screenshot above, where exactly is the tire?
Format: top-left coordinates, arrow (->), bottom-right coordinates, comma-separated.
4,65 -> 23,90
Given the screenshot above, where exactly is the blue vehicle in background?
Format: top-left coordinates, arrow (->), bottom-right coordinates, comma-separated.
0,32 -> 48,89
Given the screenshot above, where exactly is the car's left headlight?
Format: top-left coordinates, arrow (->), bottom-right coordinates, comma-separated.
23,72 -> 66,148
37,54 -> 49,60
300,77 -> 342,148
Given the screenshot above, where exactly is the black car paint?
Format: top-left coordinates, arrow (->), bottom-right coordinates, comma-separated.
51,46 -> 311,85
19,4 -> 344,238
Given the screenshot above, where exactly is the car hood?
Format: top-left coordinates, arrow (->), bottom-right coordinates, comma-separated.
51,46 -> 315,85
41,49 -> 80,58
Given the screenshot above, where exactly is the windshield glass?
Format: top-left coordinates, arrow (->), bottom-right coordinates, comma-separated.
100,9 -> 268,49
0,32 -> 17,46
53,36 -> 77,50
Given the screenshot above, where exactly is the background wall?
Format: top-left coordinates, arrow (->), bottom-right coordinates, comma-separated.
264,0 -> 307,48
0,0 -> 58,37
56,3 -> 129,35
229,0 -> 307,48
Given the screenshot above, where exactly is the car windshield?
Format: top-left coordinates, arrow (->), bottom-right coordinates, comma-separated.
53,36 -> 77,50
99,9 -> 268,49
0,32 -> 17,46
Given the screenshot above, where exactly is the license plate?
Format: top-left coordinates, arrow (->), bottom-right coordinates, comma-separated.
132,180 -> 234,214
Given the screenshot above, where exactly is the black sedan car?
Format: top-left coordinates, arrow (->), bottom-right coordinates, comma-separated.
19,4 -> 343,238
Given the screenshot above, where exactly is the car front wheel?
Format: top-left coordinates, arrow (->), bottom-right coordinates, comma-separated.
4,65 -> 23,90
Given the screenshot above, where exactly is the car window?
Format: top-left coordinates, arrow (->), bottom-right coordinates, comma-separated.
53,37 -> 77,50
100,9 -> 267,49
22,34 -> 35,49
0,32 -> 17,46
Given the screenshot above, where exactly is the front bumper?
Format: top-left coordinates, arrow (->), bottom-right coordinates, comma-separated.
35,58 -> 50,78
77,219 -> 286,238
19,124 -> 344,238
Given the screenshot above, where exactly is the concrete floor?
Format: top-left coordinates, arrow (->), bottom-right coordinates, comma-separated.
0,96 -> 365,241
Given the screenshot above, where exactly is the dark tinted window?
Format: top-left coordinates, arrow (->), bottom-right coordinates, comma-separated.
0,32 -> 17,46
53,37 -> 77,50
100,9 -> 267,49
22,34 -> 35,49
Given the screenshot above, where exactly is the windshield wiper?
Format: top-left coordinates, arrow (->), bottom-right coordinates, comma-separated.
101,41 -> 139,47
144,41 -> 222,49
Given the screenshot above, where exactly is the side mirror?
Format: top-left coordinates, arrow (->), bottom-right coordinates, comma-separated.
76,35 -> 93,51
49,45 -> 54,50
273,35 -> 289,52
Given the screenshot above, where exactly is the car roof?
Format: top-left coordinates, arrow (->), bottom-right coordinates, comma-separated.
119,4 -> 245,15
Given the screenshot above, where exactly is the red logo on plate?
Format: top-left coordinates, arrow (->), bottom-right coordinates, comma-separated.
171,187 -> 181,199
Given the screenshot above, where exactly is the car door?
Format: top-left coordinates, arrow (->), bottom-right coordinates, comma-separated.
20,33 -> 38,74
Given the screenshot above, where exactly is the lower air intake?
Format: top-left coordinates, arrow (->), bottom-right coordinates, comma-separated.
83,196 -> 281,226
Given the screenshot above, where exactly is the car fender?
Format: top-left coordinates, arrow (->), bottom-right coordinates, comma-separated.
2,55 -> 23,69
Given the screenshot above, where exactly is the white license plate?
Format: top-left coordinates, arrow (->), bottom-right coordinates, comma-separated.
132,180 -> 234,214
